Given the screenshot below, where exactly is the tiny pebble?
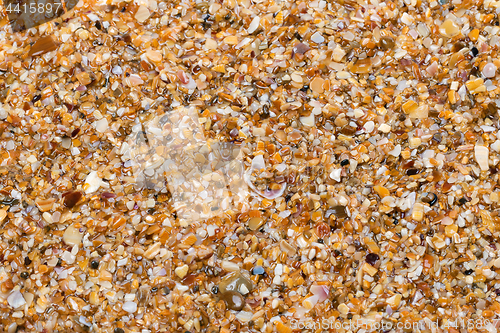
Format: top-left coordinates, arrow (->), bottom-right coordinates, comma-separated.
311,32 -> 325,43
220,291 -> 245,311
482,63 -> 497,78
175,264 -> 189,279
63,224 -> 83,246
366,253 -> 380,266
7,291 -> 26,309
252,266 -> 265,275
122,301 -> 137,313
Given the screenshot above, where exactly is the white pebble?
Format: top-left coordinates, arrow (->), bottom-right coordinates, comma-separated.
112,66 -> 123,75
95,118 -> 108,133
401,12 -> 414,25
240,284 -> 249,294
336,71 -> 351,79
220,260 -> 239,272
84,171 -> 103,194
207,224 -> 217,236
63,225 -> 83,247
0,107 -> 7,120
482,63 -> 497,78
311,32 -> 325,43
363,121 -> 374,133
247,16 -> 260,34
379,123 -> 391,133
87,13 -> 99,21
330,168 -> 341,181
389,144 -> 402,157
251,155 -> 265,171
474,144 -> 489,171
7,323 -> 17,333
300,114 -> 315,127
236,311 -> 253,323
332,45 -> 346,62
122,301 -> 137,313
492,140 -> 500,153
7,291 -> 26,309
135,6 -> 150,23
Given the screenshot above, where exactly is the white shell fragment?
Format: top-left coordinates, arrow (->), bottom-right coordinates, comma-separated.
492,140 -> 500,153
251,155 -> 265,171
84,171 -> 104,194
482,63 -> 497,78
95,118 -> 108,133
474,145 -> 489,171
135,6 -> 150,23
311,31 -> 325,43
7,291 -> 26,309
330,169 -> 341,181
300,114 -> 315,127
247,16 -> 260,34
63,224 -> 83,246
122,301 -> 138,313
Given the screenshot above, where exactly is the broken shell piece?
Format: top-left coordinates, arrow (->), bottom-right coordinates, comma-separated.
63,224 -> 84,246
412,203 -> 424,222
84,171 -> 104,194
474,145 -> 489,171
7,291 -> 26,309
439,19 -> 460,38
300,114 -> 315,127
175,264 -> 189,278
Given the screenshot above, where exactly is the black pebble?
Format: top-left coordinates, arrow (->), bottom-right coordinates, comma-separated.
427,193 -> 438,206
464,269 -> 474,275
406,168 -> 419,176
24,257 -> 32,266
90,260 -> 99,269
211,285 -> 219,294
20,272 -> 29,279
114,328 -> 124,333
340,159 -> 350,166
366,253 -> 380,266
471,47 -> 479,57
